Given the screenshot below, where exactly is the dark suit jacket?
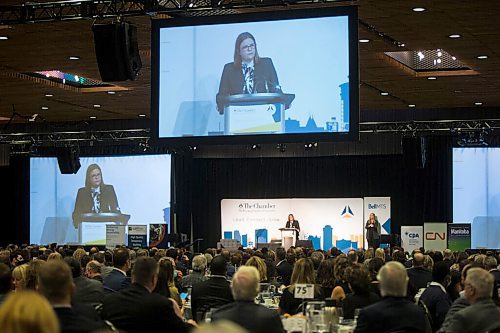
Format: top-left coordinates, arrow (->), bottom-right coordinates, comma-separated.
103,268 -> 130,293
365,220 -> 381,241
212,300 -> 285,333
446,298 -> 500,333
342,292 -> 380,319
54,304 -> 107,333
407,266 -> 433,291
190,276 -> 234,321
216,57 -> 279,112
101,283 -> 192,333
419,283 -> 452,331
72,184 -> 119,227
73,276 -> 104,305
276,260 -> 293,286
354,296 -> 430,333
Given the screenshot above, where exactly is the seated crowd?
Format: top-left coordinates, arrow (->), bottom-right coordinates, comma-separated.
0,243 -> 498,333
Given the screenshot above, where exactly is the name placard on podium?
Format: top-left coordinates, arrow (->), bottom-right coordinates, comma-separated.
222,93 -> 295,135
75,213 -> 130,245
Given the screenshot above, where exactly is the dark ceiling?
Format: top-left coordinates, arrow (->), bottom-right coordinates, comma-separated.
0,0 -> 499,135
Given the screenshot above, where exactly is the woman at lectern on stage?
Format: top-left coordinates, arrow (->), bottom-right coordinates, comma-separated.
365,212 -> 381,249
216,32 -> 281,114
285,214 -> 300,241
72,163 -> 120,228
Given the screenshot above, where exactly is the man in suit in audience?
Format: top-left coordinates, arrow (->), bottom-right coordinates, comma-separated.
38,259 -> 108,333
212,266 -> 285,333
190,255 -> 234,322
103,247 -> 131,293
446,267 -> 500,333
101,257 -> 193,333
354,261 -> 431,333
64,257 -> 104,306
275,247 -> 293,286
407,252 -> 433,292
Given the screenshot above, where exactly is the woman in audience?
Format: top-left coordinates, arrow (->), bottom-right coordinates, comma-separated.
316,258 -> 336,299
11,264 -> 28,291
154,257 -> 182,307
342,264 -> 380,319
245,256 -> 268,282
374,248 -> 385,262
367,257 -> 384,296
423,254 -> 434,271
279,258 -> 323,315
0,290 -> 60,333
25,259 -> 46,290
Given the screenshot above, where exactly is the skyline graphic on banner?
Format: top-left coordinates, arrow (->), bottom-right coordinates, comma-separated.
224,224 -> 363,252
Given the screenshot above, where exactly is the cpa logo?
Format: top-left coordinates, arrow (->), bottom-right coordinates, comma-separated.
238,204 -> 244,208
405,232 -> 420,239
341,206 -> 354,218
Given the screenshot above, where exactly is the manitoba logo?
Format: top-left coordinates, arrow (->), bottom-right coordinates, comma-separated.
341,205 -> 354,218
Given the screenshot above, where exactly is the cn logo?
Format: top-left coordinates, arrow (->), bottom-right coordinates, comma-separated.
425,232 -> 446,240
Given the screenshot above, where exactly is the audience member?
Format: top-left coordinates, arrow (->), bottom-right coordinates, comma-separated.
38,259 -> 108,333
191,255 -> 234,322
275,247 -> 293,286
342,264 -> 380,319
195,320 -> 249,333
316,258 -> 336,299
446,268 -> 500,332
484,255 -> 500,284
101,257 -> 193,333
0,263 -> 12,304
0,290 -> 60,333
407,252 -> 433,299
64,257 -> 104,306
212,266 -> 284,333
11,263 -> 28,291
85,260 -> 103,282
279,258 -> 322,315
354,261 -> 431,333
181,254 -> 208,291
154,257 -> 182,307
103,247 -> 131,293
418,261 -> 452,332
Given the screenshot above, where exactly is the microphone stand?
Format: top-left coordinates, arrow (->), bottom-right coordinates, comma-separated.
184,238 -> 203,254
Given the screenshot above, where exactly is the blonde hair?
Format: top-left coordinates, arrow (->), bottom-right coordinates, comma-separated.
0,290 -> 60,333
73,248 -> 87,264
11,264 -> 28,290
245,256 -> 267,282
47,252 -> 63,261
374,248 -> 385,261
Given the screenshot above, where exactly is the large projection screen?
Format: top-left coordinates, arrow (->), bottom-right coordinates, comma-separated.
453,148 -> 500,249
152,7 -> 359,145
30,155 -> 171,245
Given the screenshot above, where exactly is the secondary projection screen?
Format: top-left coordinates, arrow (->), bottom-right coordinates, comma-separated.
30,155 -> 171,245
152,7 -> 359,144
453,148 -> 500,249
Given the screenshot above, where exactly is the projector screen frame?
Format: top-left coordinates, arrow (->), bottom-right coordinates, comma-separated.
151,6 -> 359,146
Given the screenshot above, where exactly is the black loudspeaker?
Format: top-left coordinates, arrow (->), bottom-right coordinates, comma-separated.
56,147 -> 81,174
402,137 -> 427,169
92,22 -> 142,81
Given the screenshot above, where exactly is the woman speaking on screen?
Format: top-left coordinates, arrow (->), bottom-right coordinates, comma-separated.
216,32 -> 281,113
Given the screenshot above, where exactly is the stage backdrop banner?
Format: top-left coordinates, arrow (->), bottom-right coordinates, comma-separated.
424,222 -> 448,251
221,198 -> 364,252
448,223 -> 471,251
106,225 -> 126,249
128,225 -> 148,248
401,226 -> 423,253
364,197 -> 391,247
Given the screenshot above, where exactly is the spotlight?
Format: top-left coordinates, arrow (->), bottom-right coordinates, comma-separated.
277,144 -> 286,153
251,144 -> 261,150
